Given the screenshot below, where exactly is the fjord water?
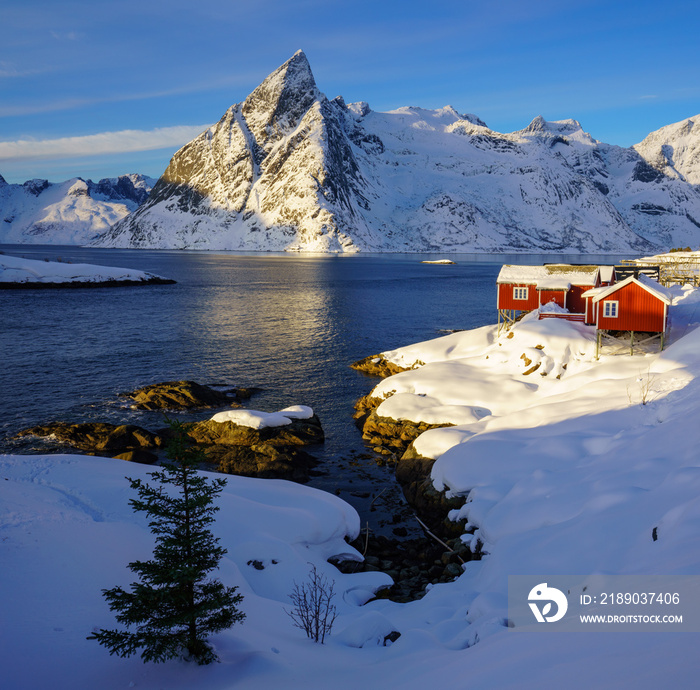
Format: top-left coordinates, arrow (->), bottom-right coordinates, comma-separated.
0,246 -> 621,528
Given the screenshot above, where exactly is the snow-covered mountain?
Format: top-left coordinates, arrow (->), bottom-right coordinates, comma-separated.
5,51 -> 696,253
95,52 -> 700,253
0,174 -> 155,245
633,115 -> 700,185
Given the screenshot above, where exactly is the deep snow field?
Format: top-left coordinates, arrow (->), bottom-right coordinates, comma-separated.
2,284 -> 700,689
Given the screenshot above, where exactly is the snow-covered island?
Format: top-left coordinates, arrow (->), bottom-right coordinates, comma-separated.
0,252 -> 175,288
3,283 -> 700,688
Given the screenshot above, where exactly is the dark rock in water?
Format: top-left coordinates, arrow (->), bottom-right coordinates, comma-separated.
177,413 -> 325,482
0,276 -> 176,290
186,414 -> 324,447
15,422 -> 161,453
203,443 -> 319,482
123,380 -> 259,410
332,533 -> 475,603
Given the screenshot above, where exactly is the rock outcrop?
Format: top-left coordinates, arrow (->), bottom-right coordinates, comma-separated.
353,393 -> 464,536
180,412 -> 325,482
15,422 -> 161,455
123,380 -> 258,410
351,355 -> 411,379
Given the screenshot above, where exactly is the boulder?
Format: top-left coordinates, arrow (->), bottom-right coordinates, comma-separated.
170,412 -> 325,482
202,443 -> 319,482
123,380 -> 259,410
186,414 -> 324,447
112,449 -> 159,464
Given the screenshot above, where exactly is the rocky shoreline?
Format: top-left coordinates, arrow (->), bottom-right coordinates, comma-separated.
0,276 -> 176,289
333,532 -> 478,604
14,380 -> 324,482
13,368 -> 478,602
352,353 -> 470,537
347,352 -> 482,600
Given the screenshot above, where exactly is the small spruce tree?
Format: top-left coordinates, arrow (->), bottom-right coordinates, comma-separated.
89,421 -> 244,664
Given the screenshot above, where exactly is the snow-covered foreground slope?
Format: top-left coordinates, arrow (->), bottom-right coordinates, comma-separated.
95,52 -> 700,253
3,288 -> 700,689
0,174 -> 154,245
0,253 -> 171,285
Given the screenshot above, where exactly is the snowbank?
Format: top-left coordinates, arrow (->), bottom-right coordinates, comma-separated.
210,405 -> 314,429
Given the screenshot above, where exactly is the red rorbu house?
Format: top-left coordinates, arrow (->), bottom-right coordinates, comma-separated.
582,273 -> 673,356
496,264 -> 604,331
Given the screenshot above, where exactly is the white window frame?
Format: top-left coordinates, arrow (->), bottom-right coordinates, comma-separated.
603,300 -> 619,318
513,286 -> 529,301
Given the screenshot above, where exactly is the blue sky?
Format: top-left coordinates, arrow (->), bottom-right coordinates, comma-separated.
1,0 -> 698,183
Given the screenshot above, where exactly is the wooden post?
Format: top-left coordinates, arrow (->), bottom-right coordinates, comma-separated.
660,332 -> 665,352
596,330 -> 601,360
630,331 -> 634,356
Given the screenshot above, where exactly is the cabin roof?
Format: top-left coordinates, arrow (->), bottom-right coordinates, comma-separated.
583,274 -> 672,305
497,264 -> 600,287
536,278 -> 572,290
599,265 -> 615,282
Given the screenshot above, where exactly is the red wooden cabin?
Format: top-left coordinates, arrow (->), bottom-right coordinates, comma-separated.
496,264 -> 603,329
583,274 -> 672,332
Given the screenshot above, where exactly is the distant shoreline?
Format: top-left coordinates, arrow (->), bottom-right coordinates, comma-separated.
0,276 -> 176,289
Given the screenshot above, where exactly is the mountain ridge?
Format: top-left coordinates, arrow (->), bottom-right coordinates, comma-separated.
3,51 -> 699,252
0,174 -> 155,245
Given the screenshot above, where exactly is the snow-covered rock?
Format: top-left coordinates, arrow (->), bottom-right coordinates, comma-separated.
0,174 -> 155,245
94,52 -> 700,253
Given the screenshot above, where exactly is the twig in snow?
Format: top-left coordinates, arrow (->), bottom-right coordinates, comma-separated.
415,515 -> 465,565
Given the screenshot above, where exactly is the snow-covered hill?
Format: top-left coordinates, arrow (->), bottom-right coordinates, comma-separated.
0,174 -> 155,245
95,51 -> 700,254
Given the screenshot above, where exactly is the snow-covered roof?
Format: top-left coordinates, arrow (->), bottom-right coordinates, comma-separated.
581,286 -> 607,299
535,278 -> 571,290
497,264 -> 599,287
598,265 -> 615,282
588,274 -> 672,304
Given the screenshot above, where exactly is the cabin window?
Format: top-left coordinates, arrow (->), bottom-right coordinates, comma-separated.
513,287 -> 529,300
603,300 -> 618,318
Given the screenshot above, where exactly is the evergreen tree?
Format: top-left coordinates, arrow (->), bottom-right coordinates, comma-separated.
89,421 -> 245,664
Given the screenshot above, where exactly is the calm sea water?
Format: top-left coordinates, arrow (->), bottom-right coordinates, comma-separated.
0,245 -> 622,531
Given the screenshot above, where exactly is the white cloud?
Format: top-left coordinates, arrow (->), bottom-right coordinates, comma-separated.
0,125 -> 212,161
50,30 -> 82,41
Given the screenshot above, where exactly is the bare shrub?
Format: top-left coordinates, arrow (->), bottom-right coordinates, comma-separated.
285,564 -> 337,643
